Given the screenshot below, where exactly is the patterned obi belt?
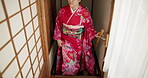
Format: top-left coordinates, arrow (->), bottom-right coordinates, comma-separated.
62,27 -> 84,39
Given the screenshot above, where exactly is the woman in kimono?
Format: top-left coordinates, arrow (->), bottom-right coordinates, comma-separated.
53,0 -> 99,75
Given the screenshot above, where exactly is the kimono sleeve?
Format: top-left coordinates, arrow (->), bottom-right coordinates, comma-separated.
84,11 -> 97,41
81,10 -> 96,75
53,9 -> 63,40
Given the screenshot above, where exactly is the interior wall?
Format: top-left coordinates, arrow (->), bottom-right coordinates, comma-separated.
80,0 -> 92,12
92,0 -> 112,73
56,0 -> 61,15
62,0 -> 67,7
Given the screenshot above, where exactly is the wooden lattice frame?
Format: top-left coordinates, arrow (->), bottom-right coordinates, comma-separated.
0,0 -> 51,77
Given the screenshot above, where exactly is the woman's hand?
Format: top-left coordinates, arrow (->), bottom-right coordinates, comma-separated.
95,32 -> 100,38
63,23 -> 84,29
57,40 -> 62,47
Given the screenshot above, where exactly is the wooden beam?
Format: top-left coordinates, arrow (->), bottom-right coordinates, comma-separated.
39,64 -> 46,78
37,0 -> 51,77
50,0 -> 57,45
0,71 -> 2,78
107,0 -> 115,34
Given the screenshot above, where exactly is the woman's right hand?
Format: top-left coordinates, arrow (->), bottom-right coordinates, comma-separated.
57,40 -> 62,47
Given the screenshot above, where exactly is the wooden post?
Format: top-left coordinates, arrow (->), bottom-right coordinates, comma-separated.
37,0 -> 51,77
0,71 -> 2,78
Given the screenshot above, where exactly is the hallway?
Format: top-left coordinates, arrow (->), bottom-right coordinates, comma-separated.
0,0 -> 113,77
49,0 -> 113,77
1,0 -> 147,78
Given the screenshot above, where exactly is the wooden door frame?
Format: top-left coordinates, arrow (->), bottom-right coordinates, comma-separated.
107,0 -> 115,34
101,0 -> 115,78
36,0 -> 52,77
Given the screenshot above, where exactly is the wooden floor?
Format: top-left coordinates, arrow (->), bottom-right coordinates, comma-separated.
50,75 -> 100,78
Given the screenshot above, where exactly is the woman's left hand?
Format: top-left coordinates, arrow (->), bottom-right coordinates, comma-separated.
95,32 -> 100,38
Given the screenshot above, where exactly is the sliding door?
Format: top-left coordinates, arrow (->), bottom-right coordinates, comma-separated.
0,0 -> 45,77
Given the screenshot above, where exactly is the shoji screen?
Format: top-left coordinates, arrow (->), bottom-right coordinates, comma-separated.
0,0 -> 44,78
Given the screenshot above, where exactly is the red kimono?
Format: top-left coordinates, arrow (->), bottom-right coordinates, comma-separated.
53,5 -> 96,75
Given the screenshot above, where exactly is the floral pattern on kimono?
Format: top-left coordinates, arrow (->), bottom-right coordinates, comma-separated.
53,5 -> 96,75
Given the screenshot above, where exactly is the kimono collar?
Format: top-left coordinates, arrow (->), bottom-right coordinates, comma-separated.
70,7 -> 75,13
69,5 -> 82,13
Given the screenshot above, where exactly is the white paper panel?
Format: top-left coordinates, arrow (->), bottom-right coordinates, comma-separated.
37,39 -> 41,51
4,0 -> 20,16
28,35 -> 35,51
33,16 -> 39,30
38,48 -> 42,61
31,3 -> 37,17
18,45 -> 28,67
25,23 -> 33,39
143,62 -> 148,78
22,58 -> 31,77
40,57 -> 43,69
20,0 -> 29,9
0,0 -> 6,21
31,48 -> 36,63
22,8 -> 31,25
2,59 -> 19,78
13,30 -> 26,52
9,13 -> 23,36
35,67 -> 39,78
27,70 -> 33,78
0,42 -> 15,72
16,73 -> 22,78
35,28 -> 40,41
33,58 -> 38,73
0,22 -> 10,48
30,0 -> 36,4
